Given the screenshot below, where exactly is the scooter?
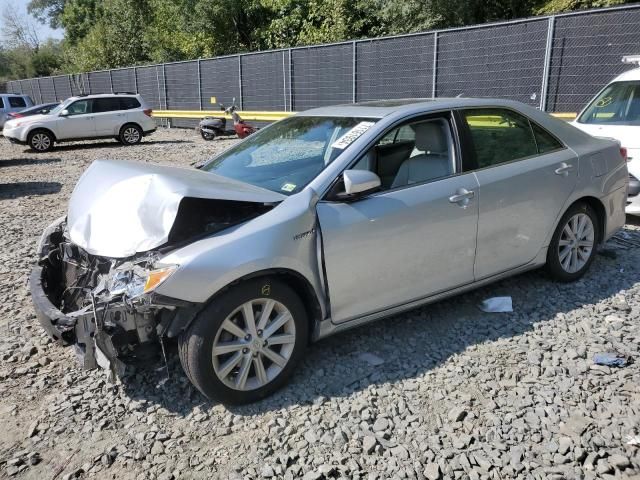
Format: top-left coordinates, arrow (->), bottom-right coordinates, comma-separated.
197,100 -> 257,141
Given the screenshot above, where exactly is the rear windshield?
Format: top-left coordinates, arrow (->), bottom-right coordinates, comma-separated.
578,81 -> 640,125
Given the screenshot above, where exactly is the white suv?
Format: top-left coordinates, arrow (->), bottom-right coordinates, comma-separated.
2,93 -> 156,152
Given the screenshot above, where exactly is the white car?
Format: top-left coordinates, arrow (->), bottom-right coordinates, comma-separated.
2,93 -> 156,152
572,56 -> 640,215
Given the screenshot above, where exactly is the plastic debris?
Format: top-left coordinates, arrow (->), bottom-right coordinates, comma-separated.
358,352 -> 385,366
478,296 -> 513,313
593,352 -> 630,368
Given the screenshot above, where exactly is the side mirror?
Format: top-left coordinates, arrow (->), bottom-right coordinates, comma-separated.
59,109 -> 69,117
343,170 -> 381,196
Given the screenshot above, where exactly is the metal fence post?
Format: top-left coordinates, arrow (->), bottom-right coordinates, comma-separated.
432,32 -> 439,99
36,78 -> 42,103
282,51 -> 287,111
109,70 -> 114,93
540,16 -> 556,111
52,77 -> 57,101
86,73 -> 92,94
162,64 -> 169,127
155,65 -> 163,126
352,41 -> 357,103
197,59 -> 203,110
288,49 -> 293,111
68,75 -> 73,95
133,67 -> 138,93
238,55 -> 243,110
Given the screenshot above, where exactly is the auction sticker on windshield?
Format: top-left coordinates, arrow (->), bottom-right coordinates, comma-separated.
332,121 -> 375,150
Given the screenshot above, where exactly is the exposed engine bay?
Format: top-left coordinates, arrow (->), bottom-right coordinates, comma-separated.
30,197 -> 274,376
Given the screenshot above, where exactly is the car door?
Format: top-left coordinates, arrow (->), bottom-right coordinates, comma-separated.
316,114 -> 479,323
56,99 -> 97,139
92,97 -> 124,136
459,108 -> 578,279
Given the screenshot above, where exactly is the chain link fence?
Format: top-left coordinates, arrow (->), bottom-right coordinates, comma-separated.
7,4 -> 640,116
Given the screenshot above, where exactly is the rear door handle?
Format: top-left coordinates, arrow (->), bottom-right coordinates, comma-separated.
449,188 -> 475,204
555,162 -> 573,176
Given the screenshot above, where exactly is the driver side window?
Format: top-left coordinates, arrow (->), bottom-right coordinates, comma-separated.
353,115 -> 456,191
67,100 -> 91,116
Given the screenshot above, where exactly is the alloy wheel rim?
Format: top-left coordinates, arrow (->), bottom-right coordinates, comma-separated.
212,299 -> 296,391
32,133 -> 50,151
558,213 -> 594,273
123,128 -> 140,143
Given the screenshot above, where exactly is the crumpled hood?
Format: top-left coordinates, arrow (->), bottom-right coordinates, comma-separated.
67,159 -> 285,258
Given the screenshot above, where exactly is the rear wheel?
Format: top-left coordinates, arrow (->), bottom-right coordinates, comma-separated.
119,124 -> 142,145
546,202 -> 599,282
28,130 -> 54,152
178,278 -> 308,404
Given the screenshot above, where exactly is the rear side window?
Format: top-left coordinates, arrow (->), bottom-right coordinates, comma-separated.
532,122 -> 563,154
93,97 -> 121,113
119,97 -> 141,110
462,108 -> 545,169
9,97 -> 26,108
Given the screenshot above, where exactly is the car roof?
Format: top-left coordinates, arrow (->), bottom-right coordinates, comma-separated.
65,93 -> 140,101
611,67 -> 640,83
297,97 -> 535,118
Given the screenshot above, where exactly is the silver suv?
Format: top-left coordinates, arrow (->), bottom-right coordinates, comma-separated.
0,93 -> 34,129
3,93 -> 156,152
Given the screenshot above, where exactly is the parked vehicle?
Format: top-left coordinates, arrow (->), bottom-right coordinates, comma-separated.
7,102 -> 59,121
572,55 -> 640,215
197,100 -> 257,140
2,93 -> 156,152
30,98 -> 627,404
0,93 -> 34,129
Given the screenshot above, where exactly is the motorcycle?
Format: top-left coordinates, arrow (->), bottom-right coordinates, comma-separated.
197,100 -> 257,141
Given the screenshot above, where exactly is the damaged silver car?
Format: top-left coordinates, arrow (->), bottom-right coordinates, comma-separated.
31,99 -> 628,404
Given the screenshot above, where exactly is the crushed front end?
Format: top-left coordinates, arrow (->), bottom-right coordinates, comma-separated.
30,218 -> 193,375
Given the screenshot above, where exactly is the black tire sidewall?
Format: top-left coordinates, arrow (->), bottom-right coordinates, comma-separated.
119,124 -> 142,145
28,130 -> 54,152
180,278 -> 308,404
201,130 -> 215,140
546,202 -> 599,282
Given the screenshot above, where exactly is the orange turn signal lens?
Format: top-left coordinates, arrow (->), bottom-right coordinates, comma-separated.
143,266 -> 177,293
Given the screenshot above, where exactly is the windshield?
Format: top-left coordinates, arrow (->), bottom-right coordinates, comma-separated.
201,116 -> 377,195
578,81 -> 640,125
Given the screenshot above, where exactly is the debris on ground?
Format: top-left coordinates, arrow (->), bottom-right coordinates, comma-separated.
478,296 -> 513,313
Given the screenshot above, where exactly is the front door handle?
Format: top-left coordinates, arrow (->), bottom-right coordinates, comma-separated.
449,188 -> 475,205
554,162 -> 573,176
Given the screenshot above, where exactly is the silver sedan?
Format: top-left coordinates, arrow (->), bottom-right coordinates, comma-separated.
31,98 -> 628,403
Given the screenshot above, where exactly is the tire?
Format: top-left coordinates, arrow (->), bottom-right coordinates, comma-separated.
179,278 -> 308,404
201,130 -> 215,141
28,129 -> 54,152
119,124 -> 143,145
546,202 -> 599,282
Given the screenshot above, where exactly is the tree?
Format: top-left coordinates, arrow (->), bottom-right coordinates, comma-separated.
535,0 -> 629,14
2,1 -> 41,50
27,0 -> 66,29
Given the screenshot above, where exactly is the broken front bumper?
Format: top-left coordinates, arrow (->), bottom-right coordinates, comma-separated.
30,263 -> 195,373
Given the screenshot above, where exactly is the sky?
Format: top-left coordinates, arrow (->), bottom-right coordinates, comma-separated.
0,0 -> 64,41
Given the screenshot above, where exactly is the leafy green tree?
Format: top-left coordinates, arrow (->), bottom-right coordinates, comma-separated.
535,0 -> 629,14
27,0 -> 66,29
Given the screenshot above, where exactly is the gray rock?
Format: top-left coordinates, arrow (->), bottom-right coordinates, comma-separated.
424,463 -> 441,480
363,435 -> 377,454
448,407 -> 468,423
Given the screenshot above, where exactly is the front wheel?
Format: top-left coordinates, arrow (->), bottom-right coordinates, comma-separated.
546,202 -> 599,282
28,130 -> 54,152
178,278 -> 308,404
201,129 -> 216,141
119,124 -> 142,145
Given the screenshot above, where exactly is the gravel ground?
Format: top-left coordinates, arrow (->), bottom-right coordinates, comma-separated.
1,128 -> 639,480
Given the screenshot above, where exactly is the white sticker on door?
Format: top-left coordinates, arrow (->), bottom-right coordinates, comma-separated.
331,121 -> 375,150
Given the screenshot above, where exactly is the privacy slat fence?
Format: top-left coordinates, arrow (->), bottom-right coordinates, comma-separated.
7,4 -> 640,118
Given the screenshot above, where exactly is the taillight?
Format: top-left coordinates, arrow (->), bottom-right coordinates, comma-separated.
621,147 -> 628,162
143,109 -> 153,117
